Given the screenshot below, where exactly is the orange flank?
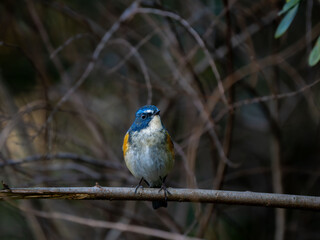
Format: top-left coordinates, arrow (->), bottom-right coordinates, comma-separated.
122,132 -> 129,157
166,132 -> 174,159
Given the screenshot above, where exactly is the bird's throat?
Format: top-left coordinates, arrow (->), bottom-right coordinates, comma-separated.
144,115 -> 162,134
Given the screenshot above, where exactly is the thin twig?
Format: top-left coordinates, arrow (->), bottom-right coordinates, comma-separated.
1,187 -> 320,210
135,7 -> 229,106
107,38 -> 153,104
214,77 -> 320,122
0,152 -> 122,169
206,21 -> 320,117
107,32 -> 156,74
161,40 -> 236,167
50,33 -> 92,59
16,208 -> 201,240
0,100 -> 47,151
35,1 -> 141,139
197,0 -> 236,235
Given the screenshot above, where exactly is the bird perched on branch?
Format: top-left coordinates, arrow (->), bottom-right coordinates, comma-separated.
123,105 -> 175,209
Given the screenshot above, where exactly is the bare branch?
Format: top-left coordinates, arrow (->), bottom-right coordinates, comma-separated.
17,208 -> 201,240
107,38 -> 153,105
50,33 -> 92,59
214,77 -> 320,122
1,187 -> 319,210
0,152 -> 122,169
36,1 -> 141,138
136,7 -> 228,106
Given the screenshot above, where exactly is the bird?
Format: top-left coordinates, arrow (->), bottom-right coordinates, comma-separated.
122,105 -> 175,209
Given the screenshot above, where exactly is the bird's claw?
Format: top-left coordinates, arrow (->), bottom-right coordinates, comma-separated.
158,183 -> 171,201
134,184 -> 144,194
134,178 -> 145,194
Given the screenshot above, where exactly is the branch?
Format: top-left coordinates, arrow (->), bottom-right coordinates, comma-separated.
213,77 -> 320,122
0,152 -> 122,169
1,187 -> 319,210
34,1 -> 141,138
136,7 -> 229,106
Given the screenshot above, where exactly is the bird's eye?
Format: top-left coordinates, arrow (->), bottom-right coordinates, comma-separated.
141,114 -> 146,119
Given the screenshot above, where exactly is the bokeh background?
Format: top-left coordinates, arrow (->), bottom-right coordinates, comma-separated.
0,0 -> 320,239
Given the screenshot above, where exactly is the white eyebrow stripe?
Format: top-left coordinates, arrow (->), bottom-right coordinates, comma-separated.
144,109 -> 153,113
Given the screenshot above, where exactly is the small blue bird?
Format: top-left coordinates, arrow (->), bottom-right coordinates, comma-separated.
123,105 -> 175,209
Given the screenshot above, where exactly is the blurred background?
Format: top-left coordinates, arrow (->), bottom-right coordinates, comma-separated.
0,0 -> 320,239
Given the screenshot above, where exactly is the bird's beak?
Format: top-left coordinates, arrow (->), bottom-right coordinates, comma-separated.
154,110 -> 160,115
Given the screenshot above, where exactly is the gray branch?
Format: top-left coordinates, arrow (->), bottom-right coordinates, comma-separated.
0,152 -> 122,169
0,187 -> 319,210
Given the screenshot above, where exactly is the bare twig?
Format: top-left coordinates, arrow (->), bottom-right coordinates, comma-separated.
207,21 -> 320,116
197,0 -> 236,235
135,7 -> 228,106
107,32 -> 155,74
0,100 -> 46,151
36,1 -> 141,138
162,40 -> 236,167
270,53 -> 285,240
50,33 -> 92,59
214,77 -> 320,122
0,152 -> 122,169
45,1 -> 105,36
107,38 -> 153,104
1,187 -> 320,210
16,208 -> 200,240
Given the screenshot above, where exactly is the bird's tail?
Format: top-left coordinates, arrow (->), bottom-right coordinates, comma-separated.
151,179 -> 168,209
152,200 -> 167,209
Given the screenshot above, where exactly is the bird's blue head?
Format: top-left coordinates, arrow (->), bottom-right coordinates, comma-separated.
129,105 -> 161,132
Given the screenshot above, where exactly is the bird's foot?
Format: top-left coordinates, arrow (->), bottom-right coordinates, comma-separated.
134,178 -> 145,194
134,184 -> 144,194
158,183 -> 171,201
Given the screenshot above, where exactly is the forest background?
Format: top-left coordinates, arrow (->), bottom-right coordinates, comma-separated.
0,0 -> 320,239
